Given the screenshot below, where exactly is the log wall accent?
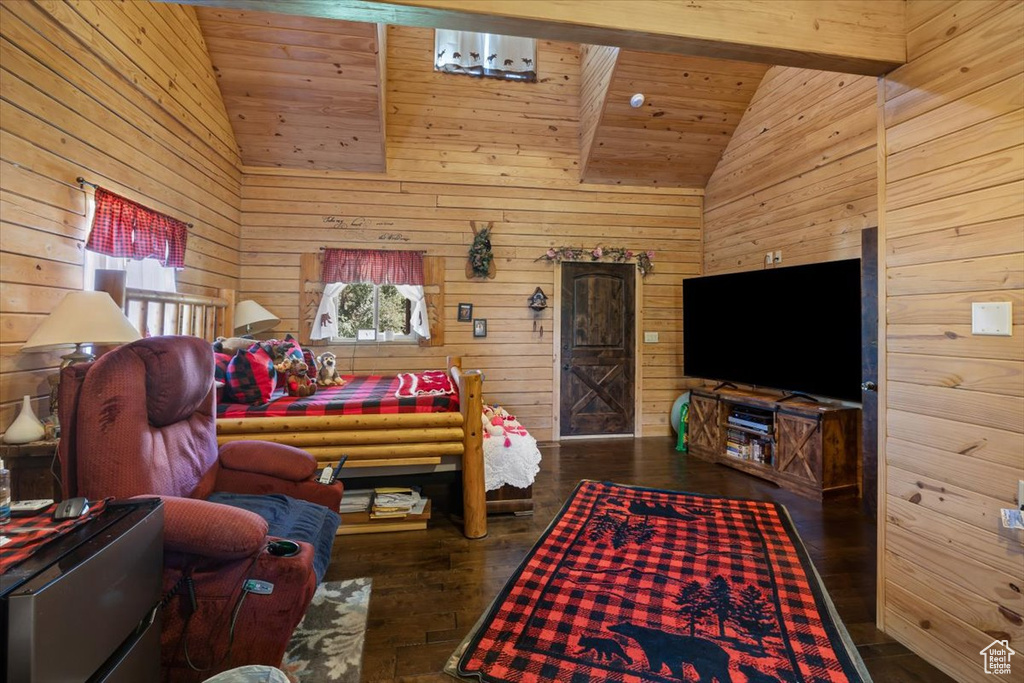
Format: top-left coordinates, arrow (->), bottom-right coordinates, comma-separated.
239,27 -> 704,440
0,1 -> 240,430
878,2 -> 1024,680
178,0 -> 907,75
702,66 -> 878,274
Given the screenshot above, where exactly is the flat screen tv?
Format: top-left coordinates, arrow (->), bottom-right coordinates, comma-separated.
682,259 -> 862,402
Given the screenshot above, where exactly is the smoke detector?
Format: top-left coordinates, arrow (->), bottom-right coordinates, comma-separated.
629,93 -> 645,108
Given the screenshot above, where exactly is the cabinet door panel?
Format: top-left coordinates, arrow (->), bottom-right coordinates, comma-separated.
776,413 -> 822,485
689,395 -> 720,450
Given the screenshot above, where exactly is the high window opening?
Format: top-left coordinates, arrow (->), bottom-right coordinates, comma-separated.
434,29 -> 537,82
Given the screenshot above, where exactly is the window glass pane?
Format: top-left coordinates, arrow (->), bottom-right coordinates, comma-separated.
338,284 -> 374,338
434,29 -> 537,82
378,285 -> 411,335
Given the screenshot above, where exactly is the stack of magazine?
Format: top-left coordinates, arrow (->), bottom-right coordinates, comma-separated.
371,487 -> 426,519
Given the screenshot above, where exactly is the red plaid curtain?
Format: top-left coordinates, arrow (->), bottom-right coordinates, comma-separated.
321,249 -> 424,285
86,188 -> 189,268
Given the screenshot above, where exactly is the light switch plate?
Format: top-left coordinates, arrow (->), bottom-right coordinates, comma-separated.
644,331 -> 659,343
971,302 -> 1012,336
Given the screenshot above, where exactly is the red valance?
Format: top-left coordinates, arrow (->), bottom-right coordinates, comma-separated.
321,249 -> 424,285
85,188 -> 189,268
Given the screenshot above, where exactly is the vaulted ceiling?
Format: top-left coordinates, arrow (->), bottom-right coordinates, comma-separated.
196,8 -> 387,172
581,50 -> 770,188
195,10 -> 770,186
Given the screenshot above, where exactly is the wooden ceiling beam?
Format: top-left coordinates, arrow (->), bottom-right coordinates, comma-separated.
173,0 -> 906,75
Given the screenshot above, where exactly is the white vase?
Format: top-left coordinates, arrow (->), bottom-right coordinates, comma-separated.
3,395 -> 46,444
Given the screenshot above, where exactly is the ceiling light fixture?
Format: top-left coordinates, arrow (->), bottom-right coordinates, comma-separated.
629,93 -> 645,108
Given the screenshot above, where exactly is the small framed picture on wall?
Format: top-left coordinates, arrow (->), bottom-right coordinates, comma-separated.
473,319 -> 487,338
458,303 -> 473,322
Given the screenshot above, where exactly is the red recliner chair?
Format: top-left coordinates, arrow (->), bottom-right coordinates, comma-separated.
58,335 -> 343,682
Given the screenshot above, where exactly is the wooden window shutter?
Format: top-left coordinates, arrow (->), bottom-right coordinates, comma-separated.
299,252 -> 326,347
420,255 -> 445,347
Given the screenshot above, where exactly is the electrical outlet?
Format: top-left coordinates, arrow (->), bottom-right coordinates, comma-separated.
773,250 -> 783,264
644,331 -> 659,343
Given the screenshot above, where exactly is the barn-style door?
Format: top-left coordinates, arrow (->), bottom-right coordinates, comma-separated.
559,262 -> 635,437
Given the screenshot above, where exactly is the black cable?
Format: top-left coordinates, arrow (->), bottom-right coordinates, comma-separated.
176,548 -> 266,672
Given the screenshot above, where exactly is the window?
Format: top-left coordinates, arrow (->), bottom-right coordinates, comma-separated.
335,283 -> 413,342
82,194 -> 177,293
434,29 -> 537,82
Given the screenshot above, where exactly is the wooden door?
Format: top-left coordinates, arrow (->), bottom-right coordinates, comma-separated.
861,227 -> 879,516
559,262 -> 635,436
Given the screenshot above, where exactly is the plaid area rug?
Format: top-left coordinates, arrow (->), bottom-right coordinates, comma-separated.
281,578 -> 371,682
447,481 -> 871,682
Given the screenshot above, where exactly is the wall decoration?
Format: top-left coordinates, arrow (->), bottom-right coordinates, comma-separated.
458,303 -> 473,322
528,287 -> 548,311
378,233 -> 411,242
467,221 -> 497,280
536,246 -> 655,278
322,216 -> 395,229
473,319 -> 488,338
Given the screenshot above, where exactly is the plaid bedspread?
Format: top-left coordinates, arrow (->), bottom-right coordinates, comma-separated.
216,374 -> 460,418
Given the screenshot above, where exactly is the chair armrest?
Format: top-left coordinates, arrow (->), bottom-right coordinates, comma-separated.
218,440 -> 318,482
159,496 -> 268,561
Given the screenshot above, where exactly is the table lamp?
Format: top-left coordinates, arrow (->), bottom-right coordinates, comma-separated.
22,291 -> 142,366
234,300 -> 280,336
15,291 -> 141,441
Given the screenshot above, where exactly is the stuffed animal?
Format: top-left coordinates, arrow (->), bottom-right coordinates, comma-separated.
213,336 -> 254,353
286,359 -> 317,398
316,352 -> 344,387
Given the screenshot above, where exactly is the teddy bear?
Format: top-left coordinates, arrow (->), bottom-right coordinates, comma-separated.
285,358 -> 318,398
316,351 -> 344,387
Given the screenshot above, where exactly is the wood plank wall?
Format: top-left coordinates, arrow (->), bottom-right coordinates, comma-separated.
240,27 -> 703,441
878,2 -> 1024,680
578,44 -> 618,175
0,1 -> 241,429
703,66 -> 878,274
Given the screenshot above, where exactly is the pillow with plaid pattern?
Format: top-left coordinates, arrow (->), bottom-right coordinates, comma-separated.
222,344 -> 277,404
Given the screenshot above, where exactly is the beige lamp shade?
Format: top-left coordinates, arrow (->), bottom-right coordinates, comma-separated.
234,300 -> 280,335
22,291 -> 142,352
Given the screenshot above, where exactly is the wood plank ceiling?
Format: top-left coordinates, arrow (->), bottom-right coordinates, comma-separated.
582,50 -> 771,187
195,8 -> 387,172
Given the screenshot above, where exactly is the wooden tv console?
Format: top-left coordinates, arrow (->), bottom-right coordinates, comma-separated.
687,387 -> 860,501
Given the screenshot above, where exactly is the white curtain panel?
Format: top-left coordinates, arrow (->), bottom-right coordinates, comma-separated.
434,29 -> 537,81
311,282 -> 347,340
395,284 -> 430,339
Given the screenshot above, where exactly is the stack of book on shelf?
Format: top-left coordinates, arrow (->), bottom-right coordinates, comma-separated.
725,430 -> 773,465
726,429 -> 752,460
337,487 -> 431,535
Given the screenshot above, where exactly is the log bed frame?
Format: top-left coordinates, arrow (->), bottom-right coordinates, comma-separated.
95,271 -> 487,539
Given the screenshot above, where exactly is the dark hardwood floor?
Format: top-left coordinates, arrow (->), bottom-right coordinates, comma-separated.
325,438 -> 953,682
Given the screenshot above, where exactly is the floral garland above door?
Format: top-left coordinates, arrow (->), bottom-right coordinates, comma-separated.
536,246 -> 655,277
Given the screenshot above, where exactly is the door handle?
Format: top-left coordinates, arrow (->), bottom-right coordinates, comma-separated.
861,381 -> 877,391
562,364 -> 570,371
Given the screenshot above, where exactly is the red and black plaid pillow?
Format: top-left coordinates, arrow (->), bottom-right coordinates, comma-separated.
222,343 -> 277,404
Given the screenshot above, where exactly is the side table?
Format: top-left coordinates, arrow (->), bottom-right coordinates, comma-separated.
0,439 -> 61,501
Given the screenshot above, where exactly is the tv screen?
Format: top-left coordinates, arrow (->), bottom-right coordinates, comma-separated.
682,259 -> 862,402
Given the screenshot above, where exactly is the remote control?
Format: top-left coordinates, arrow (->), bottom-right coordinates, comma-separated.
10,499 -> 55,516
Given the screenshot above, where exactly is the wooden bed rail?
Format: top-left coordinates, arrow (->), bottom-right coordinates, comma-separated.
450,356 -> 486,539
95,269 -> 235,339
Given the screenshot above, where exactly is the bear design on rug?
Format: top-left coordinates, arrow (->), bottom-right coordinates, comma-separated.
576,634 -> 632,665
606,622 -> 733,683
